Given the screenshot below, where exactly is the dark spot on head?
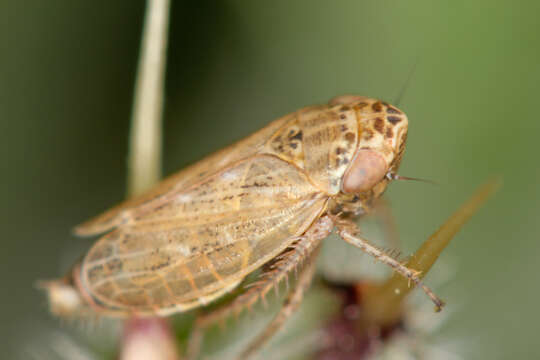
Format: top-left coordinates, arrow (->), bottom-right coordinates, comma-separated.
372,102 -> 383,112
374,117 -> 384,133
288,129 -> 295,136
339,114 -> 346,120
290,131 -> 303,141
386,127 -> 394,139
344,132 -> 355,143
387,107 -> 401,114
387,116 -> 402,124
363,129 -> 374,140
336,147 -> 345,155
290,142 -> 298,149
340,105 -> 351,112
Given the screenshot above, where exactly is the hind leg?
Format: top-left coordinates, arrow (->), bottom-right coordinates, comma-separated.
238,244 -> 321,360
186,216 -> 333,360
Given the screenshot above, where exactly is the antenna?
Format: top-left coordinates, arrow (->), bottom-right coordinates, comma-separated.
393,57 -> 420,107
386,173 -> 438,185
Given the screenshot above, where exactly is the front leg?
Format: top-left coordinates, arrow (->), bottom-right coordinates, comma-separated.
334,217 -> 444,311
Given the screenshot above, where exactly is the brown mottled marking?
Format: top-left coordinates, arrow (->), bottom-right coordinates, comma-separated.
387,107 -> 401,114
387,116 -> 402,124
363,129 -> 374,140
374,117 -> 384,134
107,258 -> 123,272
344,132 -> 355,143
372,101 -> 383,112
386,127 -> 394,139
290,131 -> 303,141
355,102 -> 368,110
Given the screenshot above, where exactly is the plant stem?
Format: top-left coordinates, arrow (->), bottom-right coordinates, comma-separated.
121,1 -> 178,359
127,0 -> 171,197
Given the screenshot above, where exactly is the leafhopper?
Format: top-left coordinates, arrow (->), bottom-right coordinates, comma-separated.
42,95 -> 442,358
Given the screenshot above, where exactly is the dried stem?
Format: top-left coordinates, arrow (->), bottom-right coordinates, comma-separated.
362,178 -> 501,325
122,1 -> 177,359
127,0 -> 171,197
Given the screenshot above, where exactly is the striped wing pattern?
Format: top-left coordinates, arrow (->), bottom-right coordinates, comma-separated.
81,155 -> 327,315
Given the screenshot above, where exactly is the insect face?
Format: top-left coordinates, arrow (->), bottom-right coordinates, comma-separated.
341,98 -> 408,197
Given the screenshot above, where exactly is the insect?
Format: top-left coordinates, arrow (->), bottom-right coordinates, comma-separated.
42,95 -> 443,359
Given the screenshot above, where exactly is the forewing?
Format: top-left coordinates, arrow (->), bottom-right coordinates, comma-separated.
74,113 -> 295,236
80,155 -> 327,315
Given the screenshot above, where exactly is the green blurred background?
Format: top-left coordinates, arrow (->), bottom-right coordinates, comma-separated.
2,1 -> 539,358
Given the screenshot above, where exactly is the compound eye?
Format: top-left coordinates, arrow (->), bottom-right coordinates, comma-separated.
342,150 -> 388,193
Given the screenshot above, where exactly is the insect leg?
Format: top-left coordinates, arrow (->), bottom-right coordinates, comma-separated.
335,218 -> 444,310
238,243 -> 322,360
185,239 -> 316,360
186,216 -> 333,360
